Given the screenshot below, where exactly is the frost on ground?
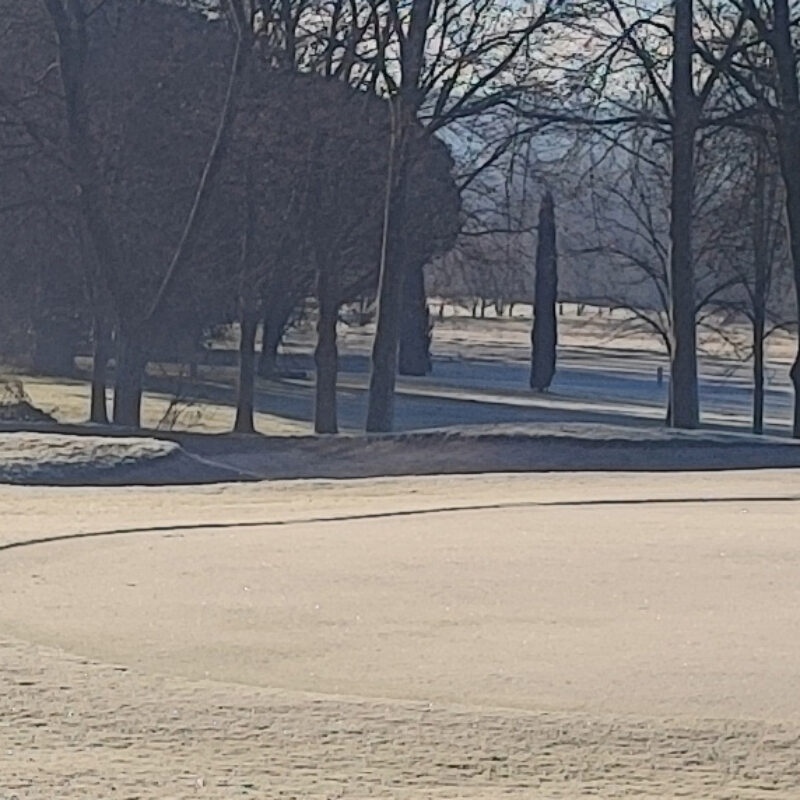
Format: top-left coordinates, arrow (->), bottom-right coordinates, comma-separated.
7,308 -> 799,437
1,471 -> 800,798
2,311 -> 800,797
169,422 -> 800,481
0,432 -> 178,484
3,423 -> 800,485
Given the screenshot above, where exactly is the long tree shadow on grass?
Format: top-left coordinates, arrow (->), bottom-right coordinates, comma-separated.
3,362 -> 800,486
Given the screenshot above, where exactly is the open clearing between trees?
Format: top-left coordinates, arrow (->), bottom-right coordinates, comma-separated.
6,309 -> 798,439
2,470 -> 800,798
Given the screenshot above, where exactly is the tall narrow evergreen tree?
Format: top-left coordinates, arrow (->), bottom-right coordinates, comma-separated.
530,191 -> 558,391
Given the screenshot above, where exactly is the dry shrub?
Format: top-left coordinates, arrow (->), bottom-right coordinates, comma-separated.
0,376 -> 56,423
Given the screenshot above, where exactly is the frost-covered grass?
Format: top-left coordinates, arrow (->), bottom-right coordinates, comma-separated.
0,432 -> 178,484
3,469 -> 800,798
2,306 -> 797,438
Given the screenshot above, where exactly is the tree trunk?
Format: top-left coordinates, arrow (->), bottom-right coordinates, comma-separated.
752,139 -> 768,436
366,157 -> 410,432
530,191 -> 558,391
399,259 -> 431,376
770,0 -> 800,437
90,318 -> 110,425
258,298 -> 294,378
258,326 -> 279,379
668,0 -> 700,429
752,316 -> 766,435
315,267 -> 339,435
113,331 -> 145,428
791,355 -> 800,438
366,152 -> 409,431
234,313 -> 257,434
781,144 -> 800,440
365,0 -> 433,433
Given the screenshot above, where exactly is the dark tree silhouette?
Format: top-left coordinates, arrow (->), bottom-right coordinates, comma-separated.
32,0 -> 250,428
398,138 -> 461,377
530,191 -> 558,391
668,0 -> 699,428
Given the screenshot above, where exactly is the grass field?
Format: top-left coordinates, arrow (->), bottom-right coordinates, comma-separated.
2,471 -> 800,798
2,311 -> 800,798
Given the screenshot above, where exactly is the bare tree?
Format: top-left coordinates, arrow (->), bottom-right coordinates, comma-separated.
714,127 -> 794,434
581,0 -> 749,426
719,0 -> 800,436
362,0 -> 581,431
31,0 -> 253,427
566,128 -> 749,374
